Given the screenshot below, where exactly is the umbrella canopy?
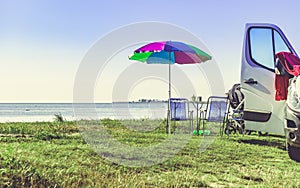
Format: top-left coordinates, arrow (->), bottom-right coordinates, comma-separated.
129,41 -> 211,64
129,41 -> 212,134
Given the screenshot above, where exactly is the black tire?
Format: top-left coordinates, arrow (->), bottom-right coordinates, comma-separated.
258,131 -> 269,136
224,125 -> 236,135
287,144 -> 300,162
236,121 -> 245,134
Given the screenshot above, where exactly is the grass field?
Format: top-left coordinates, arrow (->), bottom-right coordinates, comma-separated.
0,119 -> 300,187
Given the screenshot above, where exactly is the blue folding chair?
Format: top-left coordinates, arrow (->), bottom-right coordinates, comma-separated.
170,98 -> 188,120
199,96 -> 230,136
170,98 -> 193,133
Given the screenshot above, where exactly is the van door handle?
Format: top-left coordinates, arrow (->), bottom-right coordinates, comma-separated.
244,78 -> 258,84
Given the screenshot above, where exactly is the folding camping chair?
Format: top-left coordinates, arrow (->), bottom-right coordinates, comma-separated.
198,96 -> 230,137
170,98 -> 193,134
226,99 -> 245,136
226,83 -> 245,136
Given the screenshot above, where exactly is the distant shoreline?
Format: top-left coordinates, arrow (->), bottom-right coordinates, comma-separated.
0,101 -> 169,104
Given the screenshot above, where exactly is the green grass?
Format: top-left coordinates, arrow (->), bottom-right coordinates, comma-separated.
0,119 -> 300,187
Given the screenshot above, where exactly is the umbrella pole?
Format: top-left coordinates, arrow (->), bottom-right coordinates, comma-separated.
168,60 -> 171,134
167,52 -> 171,134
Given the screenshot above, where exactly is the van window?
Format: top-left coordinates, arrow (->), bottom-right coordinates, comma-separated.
249,28 -> 274,70
274,30 -> 291,54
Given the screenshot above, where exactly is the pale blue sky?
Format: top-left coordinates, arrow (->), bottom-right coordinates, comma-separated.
1,0 -> 300,102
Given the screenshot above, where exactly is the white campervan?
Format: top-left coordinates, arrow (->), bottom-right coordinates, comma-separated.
238,23 -> 300,162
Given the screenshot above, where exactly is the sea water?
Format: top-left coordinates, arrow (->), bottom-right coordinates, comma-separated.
0,102 -> 168,122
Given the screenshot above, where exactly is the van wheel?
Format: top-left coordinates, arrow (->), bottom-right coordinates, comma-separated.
287,144 -> 300,162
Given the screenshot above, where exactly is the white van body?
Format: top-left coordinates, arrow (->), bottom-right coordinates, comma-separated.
239,23 -> 300,161
240,23 -> 298,135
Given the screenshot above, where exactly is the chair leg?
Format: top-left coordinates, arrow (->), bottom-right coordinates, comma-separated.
201,112 -> 205,137
189,111 -> 193,134
226,121 -> 231,138
202,120 -> 205,137
220,122 -> 223,137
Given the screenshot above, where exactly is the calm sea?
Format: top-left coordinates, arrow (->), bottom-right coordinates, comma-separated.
0,102 -> 169,122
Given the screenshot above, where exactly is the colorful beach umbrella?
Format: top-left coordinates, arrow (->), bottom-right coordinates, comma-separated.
130,41 -> 211,64
129,41 -> 212,134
